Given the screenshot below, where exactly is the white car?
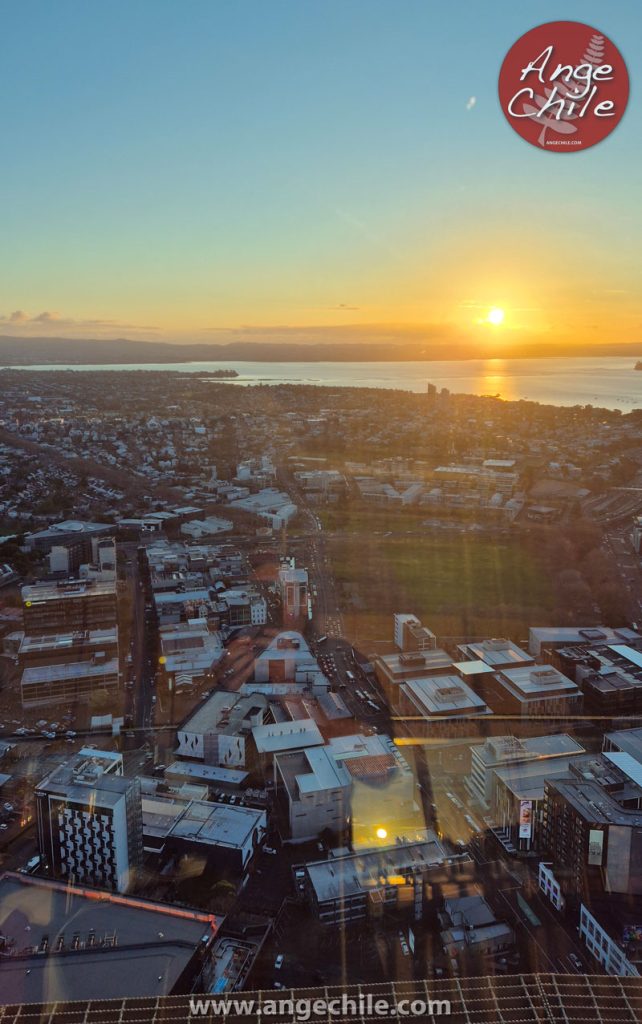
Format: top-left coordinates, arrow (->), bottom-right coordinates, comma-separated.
274,954 -> 284,970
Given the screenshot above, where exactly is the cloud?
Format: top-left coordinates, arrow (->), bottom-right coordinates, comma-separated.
32,310 -> 62,323
466,96 -> 477,111
332,303 -> 359,310
0,308 -> 161,339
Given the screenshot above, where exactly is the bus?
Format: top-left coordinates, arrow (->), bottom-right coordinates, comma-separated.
317,635 -> 328,644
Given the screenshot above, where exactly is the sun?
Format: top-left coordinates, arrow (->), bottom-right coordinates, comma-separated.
486,307 -> 505,325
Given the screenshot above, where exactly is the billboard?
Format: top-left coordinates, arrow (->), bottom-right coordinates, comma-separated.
519,800 -> 533,839
588,828 -> 605,866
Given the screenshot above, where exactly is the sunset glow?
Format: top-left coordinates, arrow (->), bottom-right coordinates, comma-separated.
486,308 -> 505,326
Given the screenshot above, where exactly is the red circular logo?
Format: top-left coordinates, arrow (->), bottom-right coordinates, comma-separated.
498,21 -> 629,152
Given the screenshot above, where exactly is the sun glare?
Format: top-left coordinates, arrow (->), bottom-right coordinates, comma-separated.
486,307 -> 505,325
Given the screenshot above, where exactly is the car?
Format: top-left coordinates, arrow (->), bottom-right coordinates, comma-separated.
3,803 -> 13,812
398,931 -> 410,957
569,953 -> 583,970
274,954 -> 284,970
0,823 -> 8,831
264,846 -> 277,855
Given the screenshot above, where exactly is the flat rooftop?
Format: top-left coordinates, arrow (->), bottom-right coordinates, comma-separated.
22,578 -> 116,603
19,627 -> 118,656
604,727 -> 642,763
36,763 -> 133,810
401,674 -> 490,717
252,718 -> 324,754
474,733 -> 584,766
165,762 -> 249,786
453,659 -> 496,677
22,657 -> 119,686
142,795 -> 264,849
528,625 -> 642,654
549,755 -> 642,828
0,872 -> 218,1004
376,649 -> 453,680
276,746 -> 347,799
494,756 -> 584,801
305,832 -> 447,903
180,690 -> 267,736
497,664 -> 580,699
458,639 -> 533,668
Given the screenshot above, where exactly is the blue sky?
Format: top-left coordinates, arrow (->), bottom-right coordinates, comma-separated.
0,1 -> 640,346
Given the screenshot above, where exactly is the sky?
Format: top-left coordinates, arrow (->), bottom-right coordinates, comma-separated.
1,0 -> 641,350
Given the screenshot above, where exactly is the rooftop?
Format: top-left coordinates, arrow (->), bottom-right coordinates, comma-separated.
401,674 -> 490,717
19,627 -> 118,656
474,733 -> 584,767
497,664 -> 580,699
604,727 -> 642,764
22,578 -> 116,603
22,657 -> 119,686
165,762 -> 249,786
458,638 -> 533,668
252,718 -> 324,754
142,795 -> 264,849
0,872 -> 218,1004
180,690 -> 268,737
305,831 -> 447,903
375,648 -> 453,681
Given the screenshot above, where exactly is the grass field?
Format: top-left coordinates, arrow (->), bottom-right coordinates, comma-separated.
326,526 -> 554,647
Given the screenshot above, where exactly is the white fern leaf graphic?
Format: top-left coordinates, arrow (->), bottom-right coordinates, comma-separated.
518,32 -> 605,148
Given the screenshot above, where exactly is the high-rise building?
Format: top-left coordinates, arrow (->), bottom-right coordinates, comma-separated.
35,749 -> 143,893
541,752 -> 642,903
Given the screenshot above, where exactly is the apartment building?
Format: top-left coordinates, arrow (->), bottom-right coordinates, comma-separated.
35,750 -> 142,893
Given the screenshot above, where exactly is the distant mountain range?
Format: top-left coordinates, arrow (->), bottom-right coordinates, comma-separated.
0,335 -> 640,365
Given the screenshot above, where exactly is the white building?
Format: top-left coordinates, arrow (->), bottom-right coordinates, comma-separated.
159,620 -> 224,689
393,614 -> 436,652
253,631 -> 323,685
275,731 -> 420,846
467,733 -> 585,809
579,903 -> 640,976
229,488 -> 297,528
35,749 -> 142,893
180,516 -> 233,539
176,691 -> 269,766
538,862 -> 565,911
